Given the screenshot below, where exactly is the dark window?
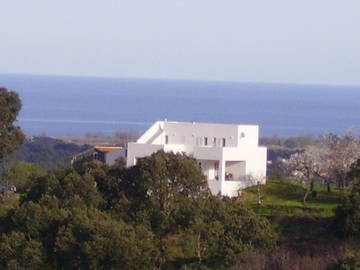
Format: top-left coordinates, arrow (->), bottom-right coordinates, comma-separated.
213,137 -> 217,146
222,138 -> 226,147
165,135 -> 169,144
204,137 -> 208,146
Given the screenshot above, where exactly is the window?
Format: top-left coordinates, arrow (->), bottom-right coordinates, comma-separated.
213,137 -> 217,146
165,135 -> 169,144
222,138 -> 226,147
204,137 -> 208,146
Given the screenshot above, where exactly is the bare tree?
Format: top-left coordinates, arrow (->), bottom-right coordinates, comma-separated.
319,132 -> 360,189
285,151 -> 314,203
245,174 -> 266,205
284,132 -> 360,200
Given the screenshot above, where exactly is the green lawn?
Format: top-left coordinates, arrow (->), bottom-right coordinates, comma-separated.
241,179 -> 344,217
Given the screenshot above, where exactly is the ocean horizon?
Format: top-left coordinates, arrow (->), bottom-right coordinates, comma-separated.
1,73 -> 359,137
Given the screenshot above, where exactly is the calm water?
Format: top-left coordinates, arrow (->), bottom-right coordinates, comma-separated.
0,74 -> 359,137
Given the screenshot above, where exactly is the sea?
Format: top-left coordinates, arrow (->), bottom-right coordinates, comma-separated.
0,74 -> 359,137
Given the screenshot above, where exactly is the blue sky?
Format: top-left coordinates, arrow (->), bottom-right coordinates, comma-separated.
1,0 -> 360,85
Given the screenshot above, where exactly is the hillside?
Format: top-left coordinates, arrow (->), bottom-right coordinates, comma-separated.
8,137 -> 91,171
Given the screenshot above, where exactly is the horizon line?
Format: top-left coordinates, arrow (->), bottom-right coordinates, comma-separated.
1,72 -> 360,88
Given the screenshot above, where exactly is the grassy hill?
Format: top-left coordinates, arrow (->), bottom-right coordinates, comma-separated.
241,179 -> 343,217
241,178 -> 346,259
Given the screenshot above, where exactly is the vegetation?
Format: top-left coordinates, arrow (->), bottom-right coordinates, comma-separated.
242,178 -> 343,217
5,136 -> 91,171
2,90 -> 360,269
0,87 -> 25,163
0,152 -> 277,269
59,130 -> 139,146
1,161 -> 45,192
260,135 -> 317,149
334,159 -> 360,238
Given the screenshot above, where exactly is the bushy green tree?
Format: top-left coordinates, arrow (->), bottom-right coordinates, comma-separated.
127,151 -> 208,267
349,159 -> 360,192
335,193 -> 360,237
22,166 -> 103,208
2,161 -> 45,192
54,208 -> 158,270
335,160 -> 360,237
182,197 -> 277,268
0,150 -> 278,269
0,231 -> 45,270
0,88 -> 25,163
4,198 -> 158,269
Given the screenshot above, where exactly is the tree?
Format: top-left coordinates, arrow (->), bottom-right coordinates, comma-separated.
320,133 -> 360,189
334,192 -> 360,238
0,88 -> 25,163
245,174 -> 266,205
54,208 -> 158,270
21,166 -> 103,209
349,159 -> 360,192
0,231 -> 45,270
125,151 -> 208,267
334,159 -> 360,238
1,162 -> 45,192
182,197 -> 277,268
284,147 -> 322,203
6,197 -> 159,269
284,133 -> 360,195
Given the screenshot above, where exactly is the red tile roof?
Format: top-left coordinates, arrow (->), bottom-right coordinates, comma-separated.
94,146 -> 122,153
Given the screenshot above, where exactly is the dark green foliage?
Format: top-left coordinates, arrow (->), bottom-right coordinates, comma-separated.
183,197 -> 277,268
349,159 -> 360,192
327,256 -> 360,270
1,161 -> 45,192
0,231 -> 45,269
0,151 -> 278,269
54,208 -> 158,270
0,88 -> 25,163
335,160 -> 360,238
10,136 -> 91,171
22,166 -> 103,208
335,193 -> 360,237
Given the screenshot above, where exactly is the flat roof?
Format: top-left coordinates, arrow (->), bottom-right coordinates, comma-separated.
162,120 -> 258,128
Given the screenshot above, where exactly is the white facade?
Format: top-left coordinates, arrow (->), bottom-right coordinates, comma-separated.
126,121 -> 267,197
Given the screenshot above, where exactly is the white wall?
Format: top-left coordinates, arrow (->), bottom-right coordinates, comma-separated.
237,126 -> 259,147
163,144 -> 186,154
126,121 -> 267,197
137,121 -> 260,148
163,121 -> 239,147
126,143 -> 164,166
105,149 -> 126,165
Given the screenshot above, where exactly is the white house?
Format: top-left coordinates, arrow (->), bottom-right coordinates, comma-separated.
126,120 -> 267,197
